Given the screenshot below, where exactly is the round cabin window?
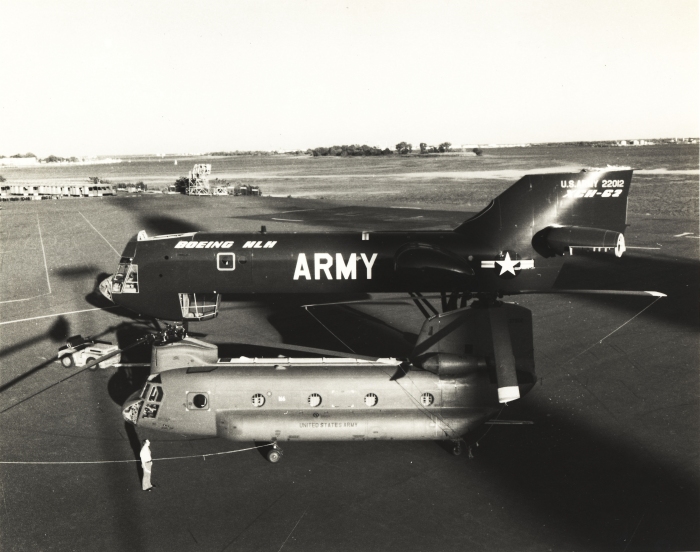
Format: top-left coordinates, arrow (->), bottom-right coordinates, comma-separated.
364,393 -> 378,407
420,393 -> 434,407
308,393 -> 322,408
192,394 -> 208,409
252,393 -> 265,407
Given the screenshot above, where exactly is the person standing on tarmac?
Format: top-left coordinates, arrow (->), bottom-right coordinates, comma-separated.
140,439 -> 154,491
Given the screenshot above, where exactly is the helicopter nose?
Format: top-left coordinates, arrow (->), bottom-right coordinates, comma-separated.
122,392 -> 143,425
99,276 -> 113,302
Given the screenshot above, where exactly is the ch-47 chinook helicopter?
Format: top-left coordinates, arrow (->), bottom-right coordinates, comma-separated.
118,302 -> 535,461
87,168 -> 663,462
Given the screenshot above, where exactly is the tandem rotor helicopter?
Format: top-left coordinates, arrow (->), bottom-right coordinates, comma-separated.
70,168 -> 663,463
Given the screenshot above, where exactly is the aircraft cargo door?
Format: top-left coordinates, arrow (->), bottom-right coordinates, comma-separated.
215,250 -> 254,293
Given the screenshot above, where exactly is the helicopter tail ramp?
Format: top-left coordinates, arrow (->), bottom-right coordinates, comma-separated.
455,168 -> 633,258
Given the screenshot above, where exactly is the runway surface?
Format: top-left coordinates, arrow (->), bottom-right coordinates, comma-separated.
0,188 -> 697,551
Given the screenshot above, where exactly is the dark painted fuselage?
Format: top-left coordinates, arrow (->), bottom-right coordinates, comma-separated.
103,169 -> 633,321
111,230 -> 563,319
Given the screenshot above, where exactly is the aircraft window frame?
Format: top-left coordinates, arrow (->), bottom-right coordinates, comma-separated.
187,392 -> 210,410
308,393 -> 322,408
148,385 -> 163,403
142,403 -> 160,418
192,394 -> 208,409
251,393 -> 265,407
217,252 -> 235,271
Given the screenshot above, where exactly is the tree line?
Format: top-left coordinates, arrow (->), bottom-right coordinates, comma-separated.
0,152 -> 36,159
307,141 -> 458,156
308,144 -> 393,157
419,142 -> 452,154
0,153 -> 80,162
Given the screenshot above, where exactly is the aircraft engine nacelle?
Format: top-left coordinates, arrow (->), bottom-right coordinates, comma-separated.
150,337 -> 219,374
411,303 -> 536,404
417,353 -> 486,378
535,225 -> 626,258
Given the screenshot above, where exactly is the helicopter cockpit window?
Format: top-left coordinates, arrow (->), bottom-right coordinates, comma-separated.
141,385 -> 164,419
148,385 -> 163,402
113,260 -> 138,294
116,259 -> 131,276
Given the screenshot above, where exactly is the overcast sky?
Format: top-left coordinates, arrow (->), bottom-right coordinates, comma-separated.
0,0 -> 697,156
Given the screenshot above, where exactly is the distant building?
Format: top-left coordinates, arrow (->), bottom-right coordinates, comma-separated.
0,157 -> 38,167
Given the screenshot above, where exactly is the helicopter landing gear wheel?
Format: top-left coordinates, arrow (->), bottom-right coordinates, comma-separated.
267,442 -> 283,463
451,439 -> 462,456
61,355 -> 75,368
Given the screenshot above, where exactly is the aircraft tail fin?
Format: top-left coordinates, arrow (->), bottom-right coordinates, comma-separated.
455,168 -> 633,257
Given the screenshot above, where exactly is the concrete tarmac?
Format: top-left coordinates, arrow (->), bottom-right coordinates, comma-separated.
0,192 -> 697,551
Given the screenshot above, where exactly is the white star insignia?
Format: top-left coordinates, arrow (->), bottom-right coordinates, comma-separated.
495,252 -> 519,276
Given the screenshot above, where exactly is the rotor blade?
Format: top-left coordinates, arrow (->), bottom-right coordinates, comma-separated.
0,365 -> 91,415
302,296 -> 446,308
82,334 -> 154,370
2,333 -> 153,413
219,340 -> 384,362
303,290 -> 667,309
505,289 -> 667,297
488,306 -> 520,404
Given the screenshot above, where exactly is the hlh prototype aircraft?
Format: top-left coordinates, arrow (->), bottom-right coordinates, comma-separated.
99,169 -> 632,322
88,168 -> 661,462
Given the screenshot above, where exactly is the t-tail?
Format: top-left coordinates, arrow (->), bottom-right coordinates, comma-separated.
456,168 -> 632,259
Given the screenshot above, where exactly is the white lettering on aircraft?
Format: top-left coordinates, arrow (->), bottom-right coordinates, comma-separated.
299,422 -> 358,428
174,241 -> 234,249
294,254 -> 311,280
560,179 -> 626,189
243,241 -> 277,248
293,253 -> 378,280
562,189 -> 623,198
559,178 -> 626,198
336,253 -> 356,280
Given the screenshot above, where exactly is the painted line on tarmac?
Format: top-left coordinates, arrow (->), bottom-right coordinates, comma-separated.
0,293 -> 51,305
79,211 -> 121,256
276,208 -> 316,214
0,444 -> 271,464
36,214 -> 51,294
0,306 -> 118,326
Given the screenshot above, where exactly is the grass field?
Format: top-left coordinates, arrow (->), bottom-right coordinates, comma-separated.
2,145 -> 697,219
